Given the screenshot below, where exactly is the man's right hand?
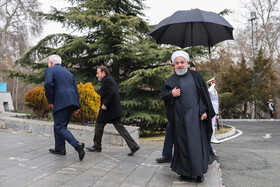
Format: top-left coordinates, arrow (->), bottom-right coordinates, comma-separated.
74,109 -> 80,115
172,87 -> 181,97
101,104 -> 107,110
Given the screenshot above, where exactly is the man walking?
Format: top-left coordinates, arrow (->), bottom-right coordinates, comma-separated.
44,54 -> 85,161
86,65 -> 140,156
156,62 -> 216,165
160,51 -> 215,182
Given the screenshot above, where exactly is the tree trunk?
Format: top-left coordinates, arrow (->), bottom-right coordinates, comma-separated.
0,31 -> 6,58
243,102 -> 248,118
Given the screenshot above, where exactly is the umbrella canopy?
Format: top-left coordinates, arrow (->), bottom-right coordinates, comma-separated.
149,8 -> 234,49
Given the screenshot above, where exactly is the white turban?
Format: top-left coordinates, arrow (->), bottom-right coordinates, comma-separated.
171,51 -> 189,63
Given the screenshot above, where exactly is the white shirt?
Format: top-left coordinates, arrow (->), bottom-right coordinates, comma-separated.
208,84 -> 219,114
269,102 -> 274,112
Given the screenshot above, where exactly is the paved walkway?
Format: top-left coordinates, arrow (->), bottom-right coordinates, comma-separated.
0,128 -> 223,186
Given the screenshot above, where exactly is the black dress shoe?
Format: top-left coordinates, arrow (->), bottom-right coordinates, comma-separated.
196,176 -> 205,183
208,154 -> 217,165
180,175 -> 192,181
49,148 -> 66,155
127,145 -> 140,156
86,146 -> 101,152
156,156 -> 172,163
75,142 -> 85,161
208,155 -> 213,165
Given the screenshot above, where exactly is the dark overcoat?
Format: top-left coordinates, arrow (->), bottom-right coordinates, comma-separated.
44,64 -> 80,113
160,70 -> 215,144
97,74 -> 123,123
160,70 -> 215,176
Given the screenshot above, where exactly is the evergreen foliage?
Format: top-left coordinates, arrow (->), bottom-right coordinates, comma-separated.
120,65 -> 173,133
12,0 -> 152,83
253,49 -> 279,118
219,56 -> 253,118
218,49 -> 279,119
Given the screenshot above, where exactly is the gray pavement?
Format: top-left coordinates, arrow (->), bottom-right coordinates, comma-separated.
213,120 -> 280,187
0,128 -> 223,186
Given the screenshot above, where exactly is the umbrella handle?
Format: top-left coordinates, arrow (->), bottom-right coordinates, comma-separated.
191,22 -> 193,59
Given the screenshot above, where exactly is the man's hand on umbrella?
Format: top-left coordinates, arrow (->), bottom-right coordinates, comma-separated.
172,87 -> 181,97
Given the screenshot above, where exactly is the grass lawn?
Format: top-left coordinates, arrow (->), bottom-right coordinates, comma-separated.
215,125 -> 232,136
10,110 -> 33,114
140,134 -> 165,142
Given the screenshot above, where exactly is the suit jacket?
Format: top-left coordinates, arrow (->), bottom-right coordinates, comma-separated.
97,74 -> 123,123
44,64 -> 80,113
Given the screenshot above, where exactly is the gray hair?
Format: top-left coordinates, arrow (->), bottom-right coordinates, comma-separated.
49,55 -> 62,65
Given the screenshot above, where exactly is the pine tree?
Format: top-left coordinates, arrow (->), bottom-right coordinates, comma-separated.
219,55 -> 253,118
253,49 -> 279,118
12,0 -> 151,83
120,64 -> 173,134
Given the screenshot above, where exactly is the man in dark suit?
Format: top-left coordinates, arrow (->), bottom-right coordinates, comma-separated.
44,54 -> 85,161
86,65 -> 140,156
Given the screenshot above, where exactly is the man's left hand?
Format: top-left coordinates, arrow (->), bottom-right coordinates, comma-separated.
200,112 -> 207,121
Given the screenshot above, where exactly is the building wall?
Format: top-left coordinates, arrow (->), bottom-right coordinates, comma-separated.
0,92 -> 14,111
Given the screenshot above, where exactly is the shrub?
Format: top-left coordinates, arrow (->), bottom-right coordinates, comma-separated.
71,82 -> 100,124
24,87 -> 51,118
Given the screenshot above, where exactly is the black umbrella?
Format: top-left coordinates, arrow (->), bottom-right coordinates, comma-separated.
149,8 -> 234,52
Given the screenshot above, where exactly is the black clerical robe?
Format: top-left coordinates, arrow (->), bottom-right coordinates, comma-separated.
160,70 -> 215,177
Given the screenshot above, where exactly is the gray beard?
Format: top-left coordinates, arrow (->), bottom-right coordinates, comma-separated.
175,68 -> 188,75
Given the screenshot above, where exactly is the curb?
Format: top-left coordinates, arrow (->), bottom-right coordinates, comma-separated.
216,124 -> 236,140
222,119 -> 280,122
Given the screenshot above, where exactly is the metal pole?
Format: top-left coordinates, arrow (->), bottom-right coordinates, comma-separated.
248,11 -> 257,119
252,19 -> 256,119
16,77 -> 18,111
